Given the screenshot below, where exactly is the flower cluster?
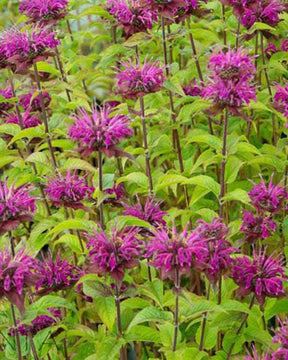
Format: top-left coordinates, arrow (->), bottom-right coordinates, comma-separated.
265,40 -> 288,58
221,0 -> 285,28
240,210 -> 276,243
11,308 -> 62,336
272,318 -> 288,359
35,252 -> 81,294
202,47 -> 256,113
146,226 -> 205,281
230,249 -> 285,305
107,0 -> 157,39
86,227 -> 143,282
19,90 -> 51,111
69,106 -> 132,156
174,0 -> 207,23
274,83 -> 288,127
0,249 -> 39,311
104,182 -> 125,204
45,172 -> 94,209
0,87 -> 14,115
123,196 -> 167,230
5,111 -> 41,128
116,58 -> 165,99
19,0 -> 68,24
183,80 -> 202,97
0,180 -> 36,233
143,0 -> 187,18
0,26 -> 59,72
188,218 -> 234,284
240,177 -> 287,243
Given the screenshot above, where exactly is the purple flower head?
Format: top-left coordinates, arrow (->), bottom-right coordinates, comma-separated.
230,249 -> 286,305
207,47 -> 256,81
174,0 -> 207,23
143,0 -> 187,18
0,40 -> 9,69
19,91 -> 51,111
35,252 -> 81,294
243,346 -> 270,360
281,40 -> 288,52
0,180 -> 36,234
0,87 -> 14,115
86,227 -> 143,282
123,196 -> 167,231
202,47 -> 256,113
0,26 -> 59,73
240,210 -> 276,243
5,111 -> 41,128
273,318 -> 288,349
116,58 -> 165,99
265,43 -> 279,59
19,0 -> 68,24
188,217 -> 229,243
0,249 -> 39,312
107,0 -> 157,39
249,176 -> 288,213
274,83 -> 288,118
145,226 -> 206,281
183,80 -> 202,97
11,308 -> 62,337
188,218 -> 234,284
45,171 -> 94,209
69,105 -> 132,156
104,182 -> 125,204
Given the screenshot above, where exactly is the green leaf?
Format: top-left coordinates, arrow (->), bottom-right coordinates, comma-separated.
225,157 -> 243,184
158,323 -> 181,348
140,279 -> 164,307
29,295 -> 76,312
186,132 -> 222,151
34,61 -> 60,76
222,332 -> 245,355
9,127 -> 45,144
126,325 -> 161,343
123,32 -> 151,47
244,325 -> 272,345
182,175 -> 220,196
127,307 -> 173,331
113,215 -> 152,230
54,234 -> 83,254
265,299 -> 288,320
47,219 -> 97,239
62,158 -> 98,173
79,6 -> 114,20
222,189 -> 250,205
94,297 -> 116,331
0,123 -> 20,136
196,326 -> 218,350
0,155 -> 19,168
117,172 -> 149,188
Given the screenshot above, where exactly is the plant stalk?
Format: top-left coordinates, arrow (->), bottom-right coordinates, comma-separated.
172,268 -> 180,352
98,151 -> 105,229
33,63 -> 58,170
28,333 -> 39,360
219,108 -> 229,219
199,283 -> 211,351
115,284 -> 126,360
226,295 -> 255,359
11,304 -> 22,360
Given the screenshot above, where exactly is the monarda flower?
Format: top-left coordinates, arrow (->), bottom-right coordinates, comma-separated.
188,218 -> 234,284
248,176 -> 287,214
1,26 -> 59,73
183,80 -> 202,97
274,83 -> 288,118
0,87 -> 14,115
123,196 -> 167,230
0,180 -> 36,234
19,0 -> 68,24
19,91 -> 51,111
240,210 -> 276,243
265,43 -> 278,58
202,47 -> 256,114
5,111 -> 41,128
104,182 -> 125,204
145,226 -> 205,281
86,227 -> 143,282
272,318 -> 288,360
244,346 -> 270,360
0,249 -> 39,312
281,39 -> 288,52
11,308 -> 62,336
107,0 -> 157,39
69,106 -> 132,156
35,252 -> 81,294
45,172 -> 94,209
142,0 -> 187,18
116,58 -> 165,99
174,0 -> 208,23
230,249 -> 285,305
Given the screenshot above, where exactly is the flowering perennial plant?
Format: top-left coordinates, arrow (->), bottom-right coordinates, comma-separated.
19,0 -> 69,24
116,58 -> 165,99
107,0 -> 157,39
45,171 -> 94,209
230,250 -> 285,305
87,227 -> 143,282
0,180 -> 36,233
69,106 -> 132,156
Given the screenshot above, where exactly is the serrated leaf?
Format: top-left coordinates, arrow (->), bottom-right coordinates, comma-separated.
54,234 -> 83,254
182,175 -> 220,196
94,297 -> 116,331
127,307 -> 173,331
126,325 -> 161,343
117,172 -> 149,188
62,158 -> 98,173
